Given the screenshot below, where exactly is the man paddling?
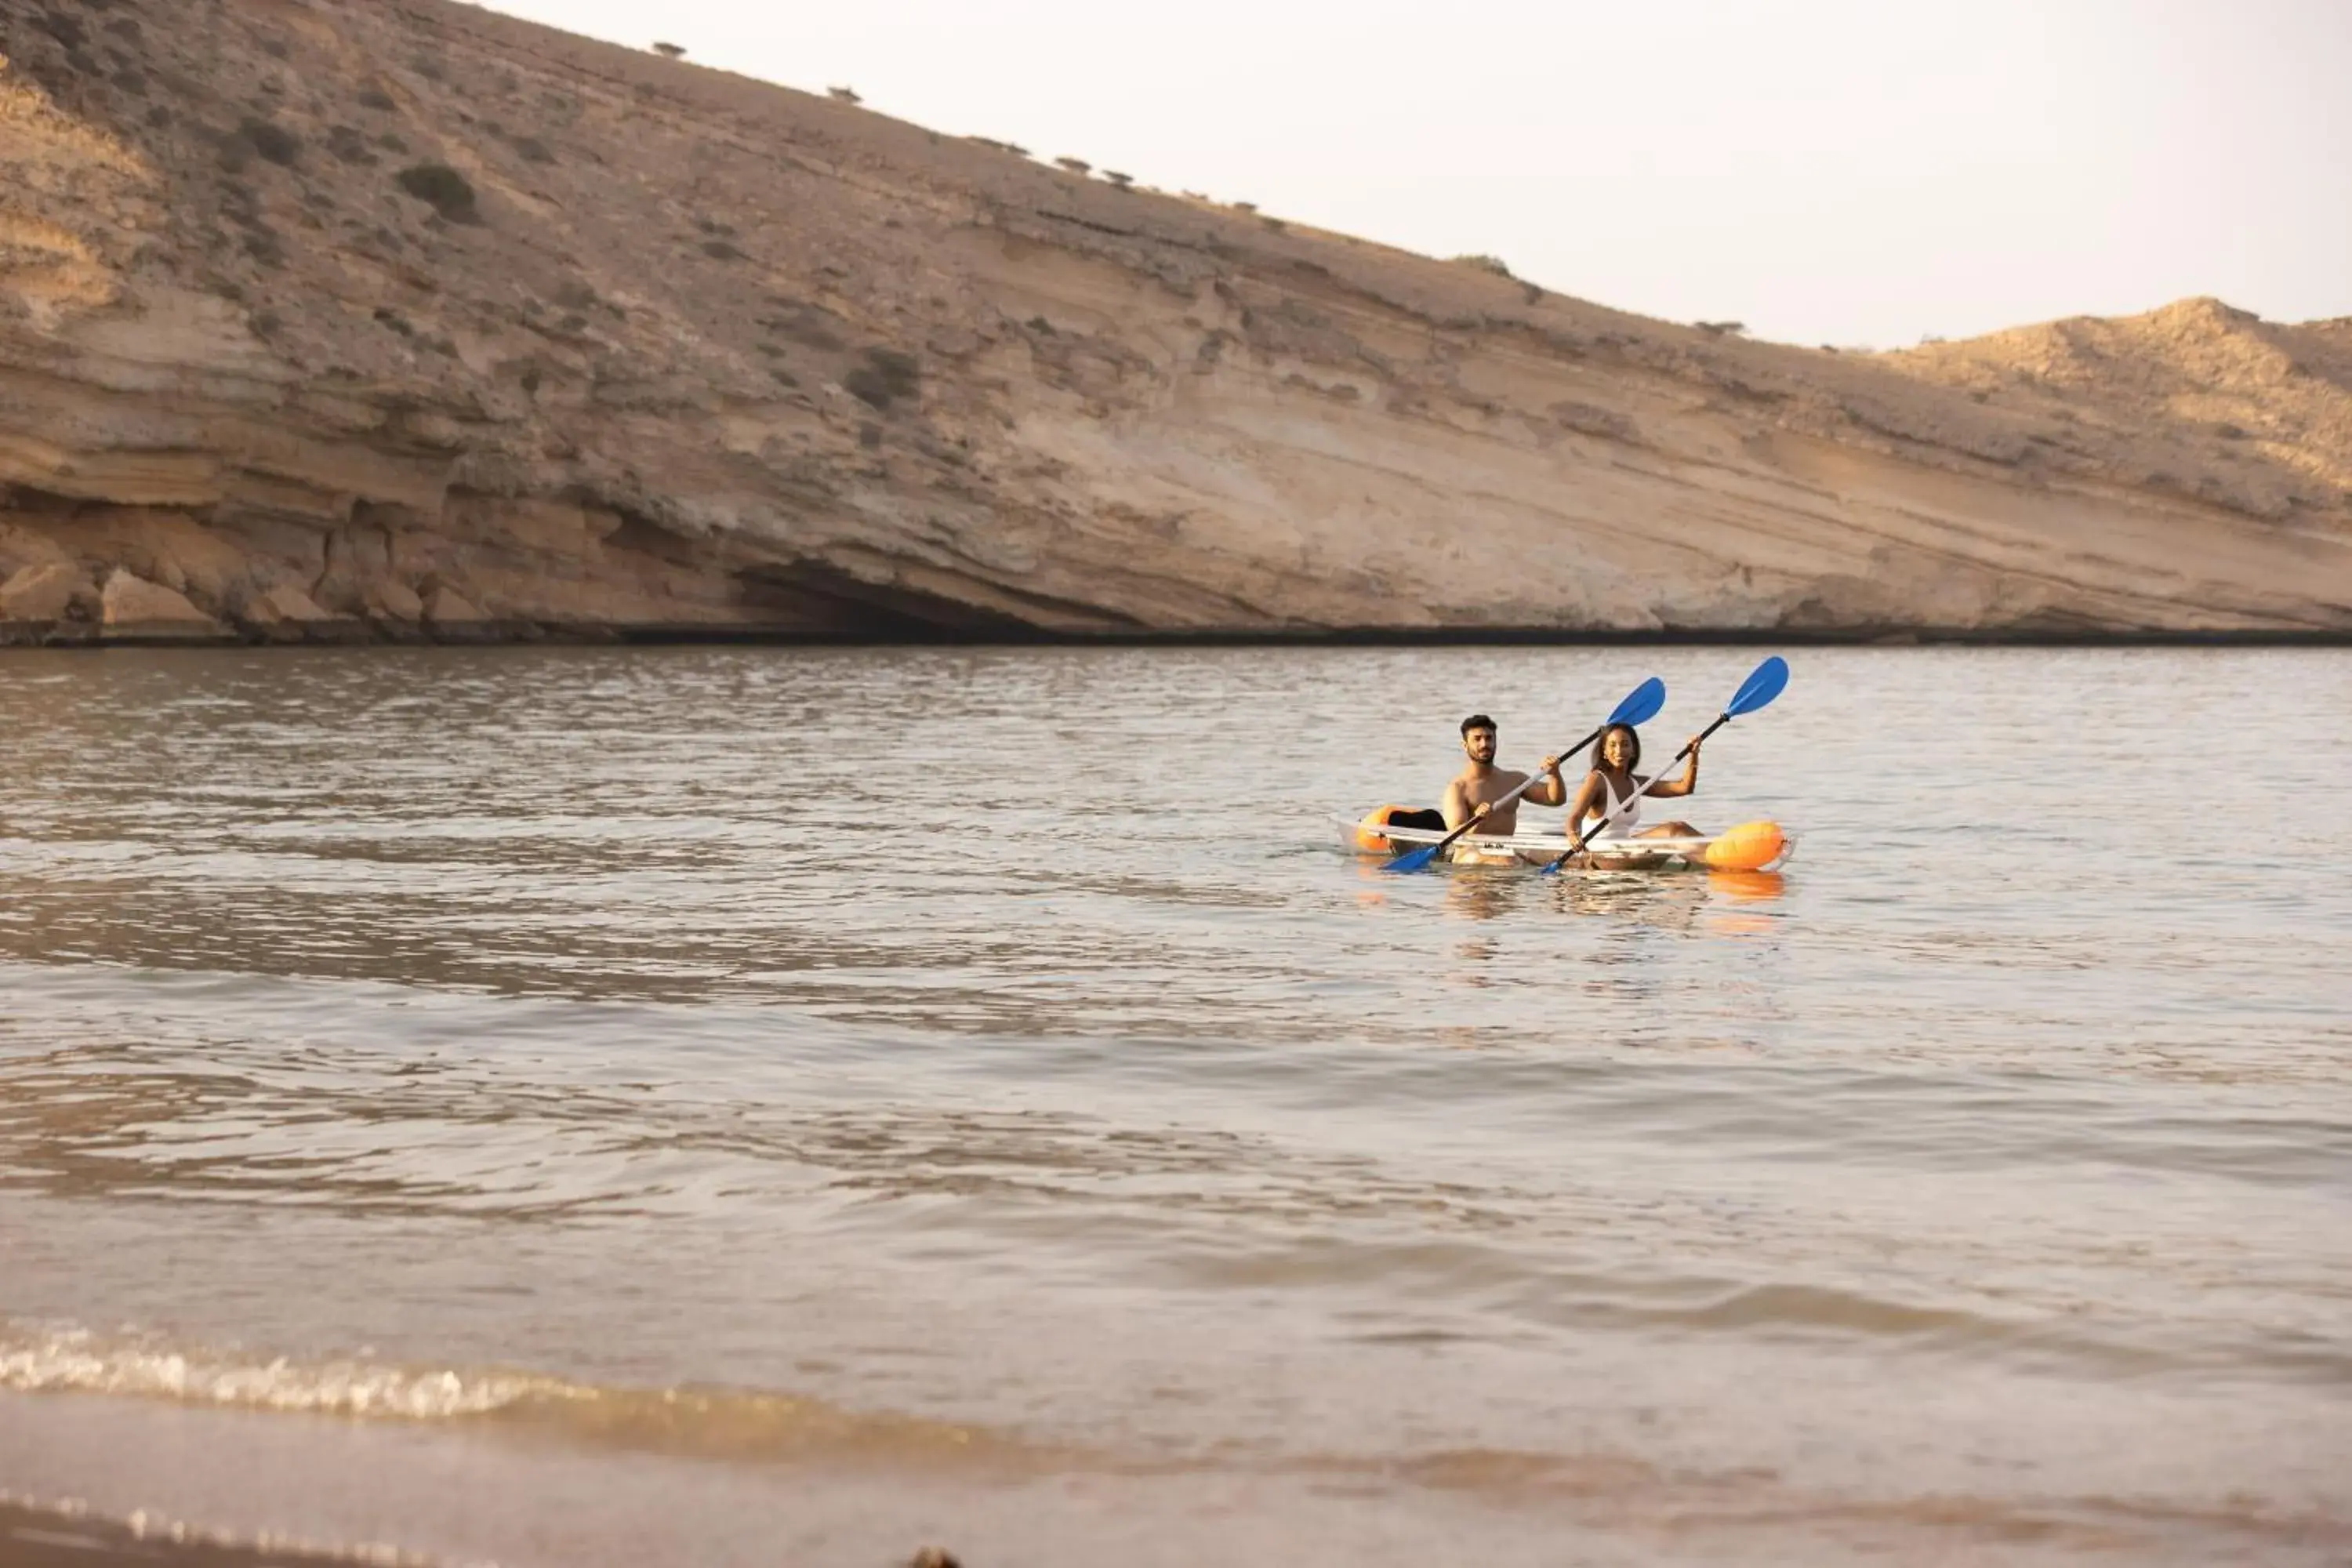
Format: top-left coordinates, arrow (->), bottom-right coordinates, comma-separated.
1441,714 -> 1566,837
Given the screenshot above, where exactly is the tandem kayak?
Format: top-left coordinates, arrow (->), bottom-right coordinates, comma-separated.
1338,810 -> 1795,873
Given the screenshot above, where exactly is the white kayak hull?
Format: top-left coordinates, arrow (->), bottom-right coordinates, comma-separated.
1331,814 -> 1795,873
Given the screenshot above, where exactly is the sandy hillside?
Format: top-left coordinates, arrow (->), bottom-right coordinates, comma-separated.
2,0 -> 2348,643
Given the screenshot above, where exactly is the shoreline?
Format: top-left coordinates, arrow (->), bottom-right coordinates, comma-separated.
0,1501 -> 419,1568
5,626 -> 2351,652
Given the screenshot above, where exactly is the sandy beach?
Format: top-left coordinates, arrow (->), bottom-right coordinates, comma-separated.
0,1501 -> 401,1567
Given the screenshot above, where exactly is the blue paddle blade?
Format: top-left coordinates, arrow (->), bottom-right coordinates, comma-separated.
1382,844 -> 1440,874
1608,676 -> 1667,728
1726,655 -> 1789,718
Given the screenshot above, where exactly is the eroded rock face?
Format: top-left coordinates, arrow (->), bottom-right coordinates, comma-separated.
1,0 -> 2348,644
0,559 -> 89,622
99,566 -> 223,641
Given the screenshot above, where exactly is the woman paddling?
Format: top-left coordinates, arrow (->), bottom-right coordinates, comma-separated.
1562,724 -> 1703,863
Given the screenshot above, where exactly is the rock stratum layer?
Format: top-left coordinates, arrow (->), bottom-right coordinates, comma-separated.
4,0 -> 2350,645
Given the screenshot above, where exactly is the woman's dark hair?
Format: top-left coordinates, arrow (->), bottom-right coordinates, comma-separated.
1592,724 -> 1641,772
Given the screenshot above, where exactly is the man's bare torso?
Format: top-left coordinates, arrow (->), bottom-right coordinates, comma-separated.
1443,764 -> 1535,836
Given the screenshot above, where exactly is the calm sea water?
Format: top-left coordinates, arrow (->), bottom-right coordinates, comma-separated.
1,645 -> 2347,1567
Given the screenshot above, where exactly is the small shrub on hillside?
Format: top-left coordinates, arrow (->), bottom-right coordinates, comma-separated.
844,347 -> 921,409
394,163 -> 479,223
1055,157 -> 1091,175
702,239 -> 746,261
325,125 -> 374,165
358,87 -> 397,112
510,135 -> 554,164
237,117 -> 299,165
1693,320 -> 1746,336
1103,171 -> 1133,189
652,42 -> 685,59
828,85 -> 862,103
1454,254 -> 1512,278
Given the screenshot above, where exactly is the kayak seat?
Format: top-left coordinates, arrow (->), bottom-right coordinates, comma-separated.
1354,805 -> 1446,853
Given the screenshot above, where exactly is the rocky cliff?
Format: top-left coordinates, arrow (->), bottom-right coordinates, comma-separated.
4,0 -> 2350,644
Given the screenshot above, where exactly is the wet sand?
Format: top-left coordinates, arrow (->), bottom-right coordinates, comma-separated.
0,1501 -> 394,1567
0,1499 -> 981,1568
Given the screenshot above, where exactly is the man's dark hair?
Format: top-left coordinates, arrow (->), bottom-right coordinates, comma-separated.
1461,713 -> 1497,736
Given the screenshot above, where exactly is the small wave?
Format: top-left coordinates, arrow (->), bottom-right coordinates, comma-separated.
0,1321 -> 1043,1471
1,1325 -> 558,1421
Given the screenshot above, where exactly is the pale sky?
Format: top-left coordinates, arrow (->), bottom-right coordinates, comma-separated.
475,0 -> 2351,348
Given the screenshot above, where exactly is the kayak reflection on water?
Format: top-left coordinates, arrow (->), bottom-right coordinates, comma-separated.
1424,862 -> 1786,927
1707,869 -> 1787,904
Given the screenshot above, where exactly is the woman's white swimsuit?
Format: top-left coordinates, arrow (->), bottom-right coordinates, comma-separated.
1588,774 -> 1645,839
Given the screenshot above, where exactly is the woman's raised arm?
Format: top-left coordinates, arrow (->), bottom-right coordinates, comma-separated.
1646,735 -> 1703,800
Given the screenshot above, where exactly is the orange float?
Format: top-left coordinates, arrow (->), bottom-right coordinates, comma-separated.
1352,806 -> 1445,854
1699,819 -> 1788,873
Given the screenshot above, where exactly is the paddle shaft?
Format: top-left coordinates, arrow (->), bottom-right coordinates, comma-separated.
1547,710 -> 1732,870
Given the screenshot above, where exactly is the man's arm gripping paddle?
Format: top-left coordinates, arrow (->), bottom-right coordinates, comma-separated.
1385,677 -> 1667,874
1542,656 -> 1788,875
